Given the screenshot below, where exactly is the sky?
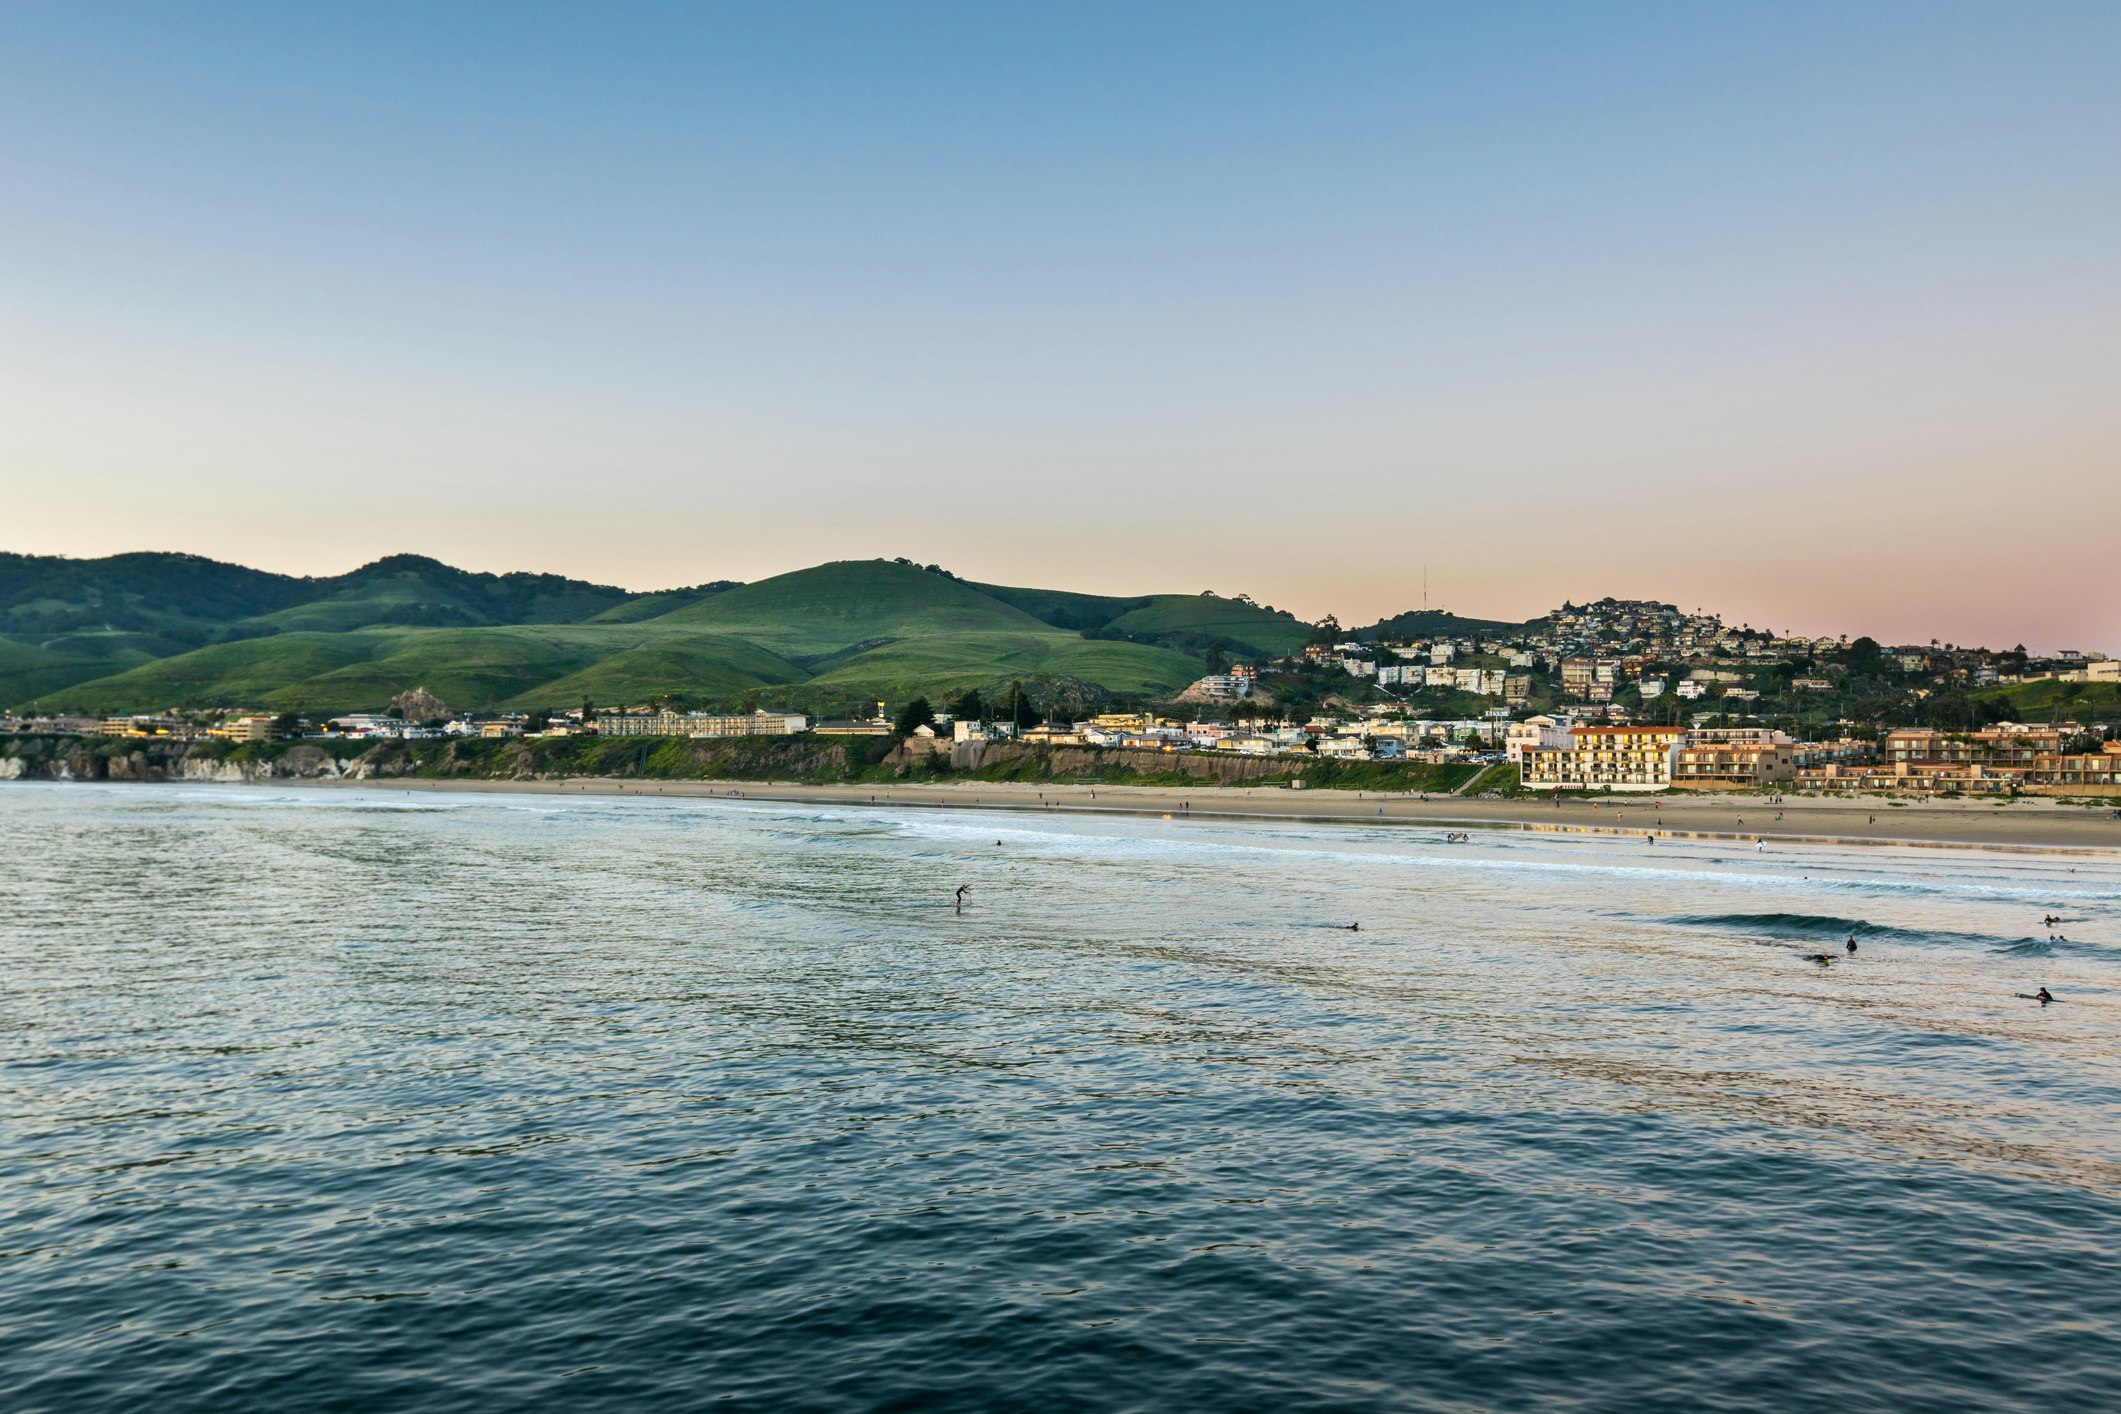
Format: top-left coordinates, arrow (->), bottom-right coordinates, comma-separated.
1,2 -> 2115,650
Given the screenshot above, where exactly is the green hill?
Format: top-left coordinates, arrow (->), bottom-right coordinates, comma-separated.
236,555 -> 638,632
0,550 -> 672,641
2,551 -> 1339,713
0,551 -> 306,638
656,560 -> 1049,659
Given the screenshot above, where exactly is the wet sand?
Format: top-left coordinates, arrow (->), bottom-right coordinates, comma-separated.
301,775 -> 2121,853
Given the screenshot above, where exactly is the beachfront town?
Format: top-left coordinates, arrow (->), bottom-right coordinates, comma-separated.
7,598 -> 2116,797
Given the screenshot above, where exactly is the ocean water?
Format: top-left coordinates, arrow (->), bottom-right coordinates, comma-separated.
3,783 -> 2118,1413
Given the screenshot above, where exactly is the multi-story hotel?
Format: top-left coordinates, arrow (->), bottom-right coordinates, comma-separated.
595,710 -> 810,738
1671,732 -> 1797,786
1521,725 -> 1687,791
1882,727 -> 2061,766
1799,741 -> 2120,794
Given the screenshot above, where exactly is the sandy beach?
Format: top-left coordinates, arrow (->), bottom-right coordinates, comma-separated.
297,774 -> 2121,853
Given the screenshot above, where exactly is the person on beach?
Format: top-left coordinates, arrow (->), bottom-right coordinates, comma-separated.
955,884 -> 971,914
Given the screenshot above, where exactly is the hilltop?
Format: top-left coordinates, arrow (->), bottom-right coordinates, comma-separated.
1350,608 -> 1530,642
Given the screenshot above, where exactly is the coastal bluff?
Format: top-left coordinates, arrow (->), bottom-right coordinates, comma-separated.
0,732 -> 1482,793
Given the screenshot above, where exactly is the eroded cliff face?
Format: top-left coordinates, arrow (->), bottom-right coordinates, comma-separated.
0,737 -> 362,783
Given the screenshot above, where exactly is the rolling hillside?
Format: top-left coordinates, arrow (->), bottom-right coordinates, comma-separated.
5,552 -> 1340,714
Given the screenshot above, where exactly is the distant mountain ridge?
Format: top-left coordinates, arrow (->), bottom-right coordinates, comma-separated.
0,550 -> 741,639
0,554 -> 1316,714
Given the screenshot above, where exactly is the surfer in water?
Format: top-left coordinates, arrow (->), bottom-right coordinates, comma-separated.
1846,934 -> 1857,954
955,884 -> 971,914
2036,987 -> 2054,1004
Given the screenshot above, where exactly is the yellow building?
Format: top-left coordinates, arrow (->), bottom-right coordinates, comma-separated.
597,710 -> 809,738
1522,725 -> 1686,791
1671,738 -> 1796,786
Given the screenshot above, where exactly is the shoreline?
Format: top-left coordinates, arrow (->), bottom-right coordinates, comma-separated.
257,774 -> 2121,853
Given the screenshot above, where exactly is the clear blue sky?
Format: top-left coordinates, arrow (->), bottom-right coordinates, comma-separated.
2,2 -> 2115,648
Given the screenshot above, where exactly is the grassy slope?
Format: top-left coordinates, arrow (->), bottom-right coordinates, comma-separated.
1973,679 -> 2121,717
0,630 -> 188,706
24,633 -> 383,712
654,560 -> 1051,658
1103,596 -> 1312,656
969,582 -> 1142,631
973,581 -> 1313,656
514,635 -> 805,707
803,631 -> 1201,697
22,625 -> 801,714
585,587 -> 735,624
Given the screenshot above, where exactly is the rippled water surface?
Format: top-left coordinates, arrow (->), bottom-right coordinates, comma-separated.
5,783 -> 2120,1412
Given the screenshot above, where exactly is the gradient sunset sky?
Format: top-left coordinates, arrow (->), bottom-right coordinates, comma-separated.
2,3 -> 2115,650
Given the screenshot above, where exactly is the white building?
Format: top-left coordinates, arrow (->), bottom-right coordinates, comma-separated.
1190,674 -> 1253,699
1504,714 -> 1576,765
